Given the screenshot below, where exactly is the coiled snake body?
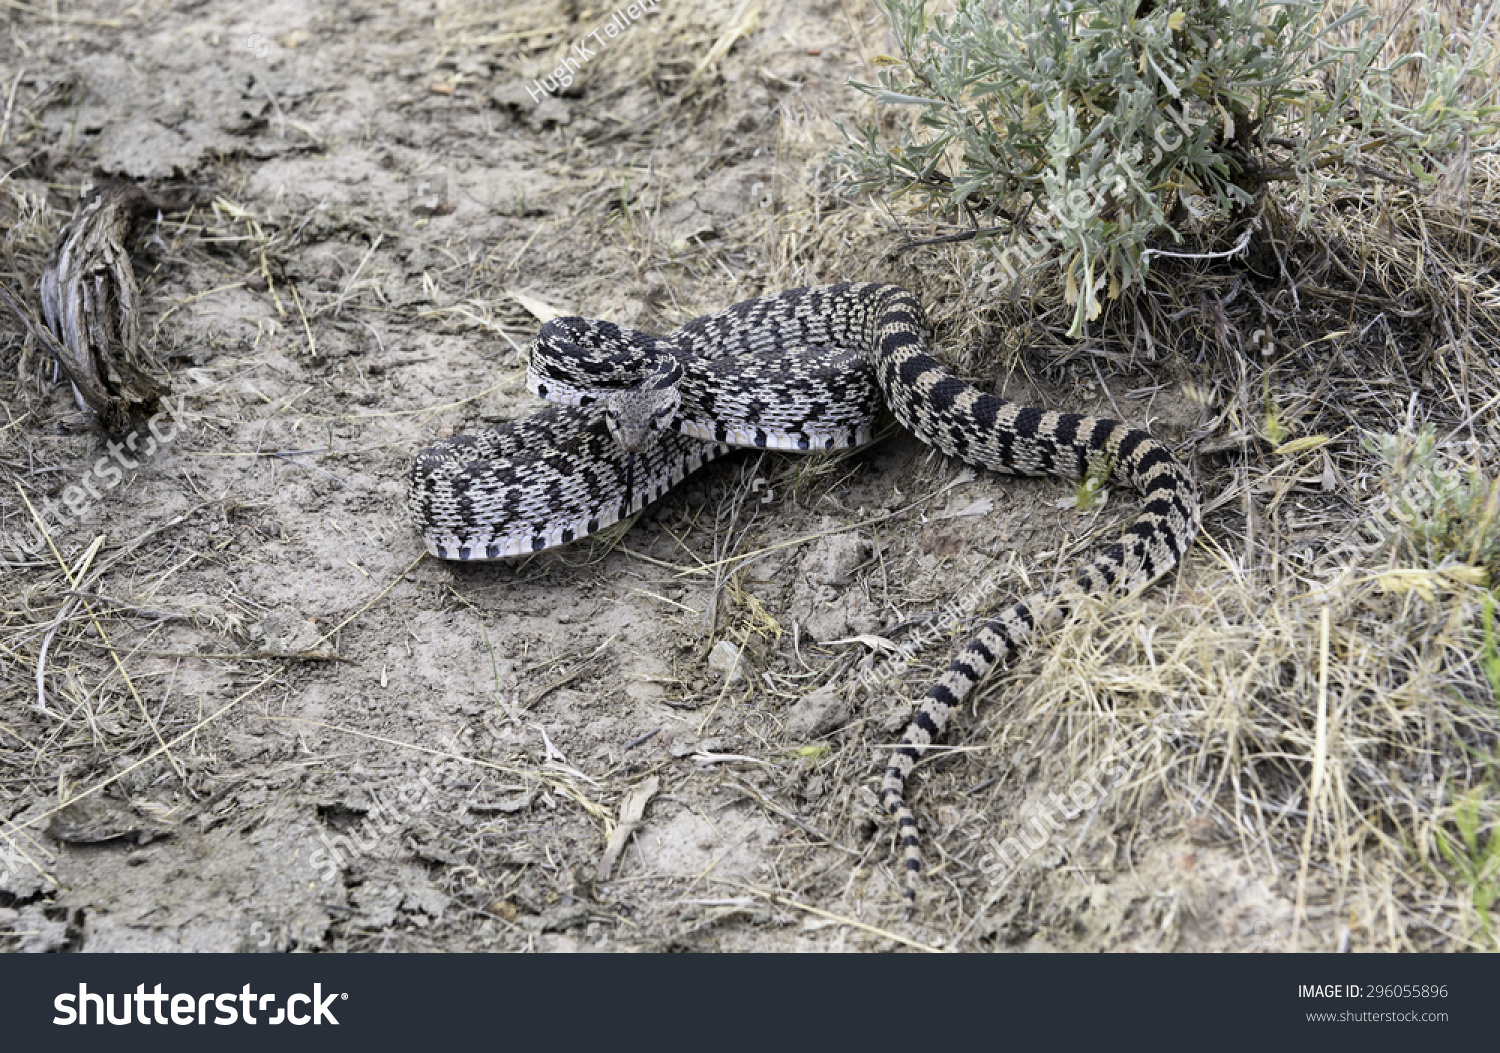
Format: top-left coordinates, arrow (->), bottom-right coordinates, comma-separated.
409,282 -> 1198,901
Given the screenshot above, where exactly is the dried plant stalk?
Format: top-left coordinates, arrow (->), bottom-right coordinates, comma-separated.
36,179 -> 171,432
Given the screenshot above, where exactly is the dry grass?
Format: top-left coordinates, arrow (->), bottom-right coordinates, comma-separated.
589,0 -> 1500,948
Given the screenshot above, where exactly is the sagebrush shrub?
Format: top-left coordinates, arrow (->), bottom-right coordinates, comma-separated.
837,0 -> 1500,333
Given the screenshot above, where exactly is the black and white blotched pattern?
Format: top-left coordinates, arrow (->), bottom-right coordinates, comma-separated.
408,283 -> 1199,901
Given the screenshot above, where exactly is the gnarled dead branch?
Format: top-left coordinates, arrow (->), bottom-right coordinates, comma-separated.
35,179 -> 172,432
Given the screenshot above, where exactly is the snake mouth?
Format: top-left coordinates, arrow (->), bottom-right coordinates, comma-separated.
606,422 -> 651,453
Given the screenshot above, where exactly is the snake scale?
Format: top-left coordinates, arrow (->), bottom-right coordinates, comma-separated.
409,282 -> 1199,902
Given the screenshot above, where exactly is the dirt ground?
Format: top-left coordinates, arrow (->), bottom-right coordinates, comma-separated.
0,0 -> 1495,952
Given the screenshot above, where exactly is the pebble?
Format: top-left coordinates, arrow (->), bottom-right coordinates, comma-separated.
707,640 -> 746,683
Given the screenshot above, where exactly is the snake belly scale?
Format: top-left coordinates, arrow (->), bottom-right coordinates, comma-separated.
408,282 -> 1199,901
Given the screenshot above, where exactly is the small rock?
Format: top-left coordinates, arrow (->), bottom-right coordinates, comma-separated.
787,533 -> 876,641
625,679 -> 667,703
801,598 -> 851,643
46,797 -> 173,845
14,905 -> 69,953
250,605 -> 323,655
921,526 -> 963,556
798,534 -> 872,586
491,82 -> 535,109
784,687 -> 850,740
625,653 -> 670,702
524,903 -> 591,934
707,640 -> 746,683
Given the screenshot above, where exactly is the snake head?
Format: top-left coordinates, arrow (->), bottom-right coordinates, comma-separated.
601,385 -> 681,452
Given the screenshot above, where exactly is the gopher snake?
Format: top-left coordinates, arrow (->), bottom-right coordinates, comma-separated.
409,282 -> 1199,901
